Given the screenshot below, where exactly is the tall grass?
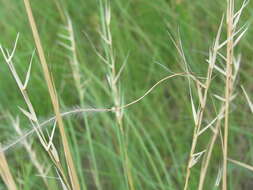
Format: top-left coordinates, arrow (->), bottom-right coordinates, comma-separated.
0,0 -> 252,189
24,0 -> 80,189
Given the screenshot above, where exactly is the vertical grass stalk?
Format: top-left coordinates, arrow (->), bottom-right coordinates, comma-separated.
223,0 -> 234,189
0,145 -> 17,190
99,1 -> 135,190
22,0 -> 80,189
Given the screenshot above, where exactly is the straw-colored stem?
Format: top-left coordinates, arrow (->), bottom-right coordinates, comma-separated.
183,62 -> 214,190
22,0 -> 80,189
223,0 -> 234,189
198,107 -> 224,190
0,145 -> 17,190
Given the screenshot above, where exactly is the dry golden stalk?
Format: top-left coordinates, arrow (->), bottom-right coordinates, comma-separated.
223,0 -> 234,189
22,0 -> 80,189
228,158 -> 253,172
0,145 -> 17,190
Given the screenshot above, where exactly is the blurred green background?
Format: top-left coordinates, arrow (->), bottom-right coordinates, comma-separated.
0,0 -> 253,189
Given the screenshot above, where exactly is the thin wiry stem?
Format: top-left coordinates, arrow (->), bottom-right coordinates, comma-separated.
1,72 -> 197,153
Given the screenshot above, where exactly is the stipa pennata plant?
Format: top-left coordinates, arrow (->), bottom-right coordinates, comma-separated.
182,15 -> 226,189
58,14 -> 85,102
182,0 -> 249,189
98,1 -> 135,190
0,0 -> 82,188
22,0 -> 81,189
0,0 -> 251,189
0,34 -> 71,189
58,11 -> 101,190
